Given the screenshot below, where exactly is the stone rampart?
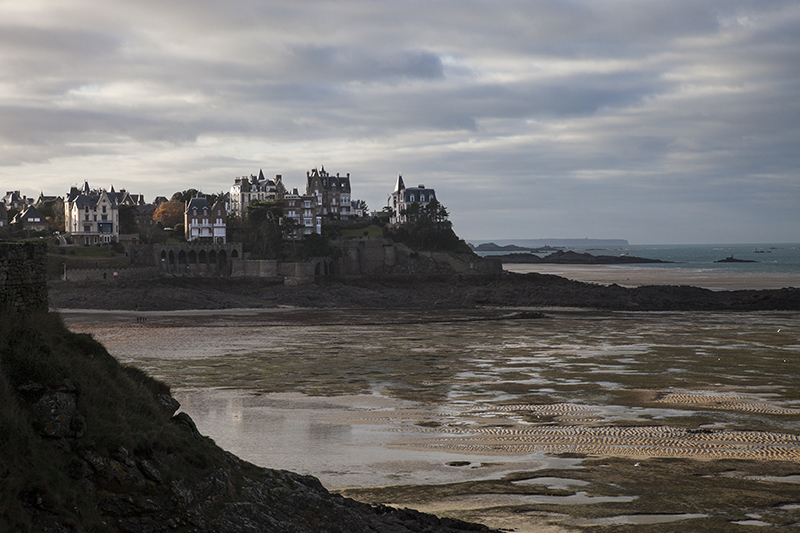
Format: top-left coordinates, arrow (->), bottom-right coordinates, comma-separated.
0,242 -> 48,313
62,267 -> 159,282
332,237 -> 502,277
231,259 -> 279,278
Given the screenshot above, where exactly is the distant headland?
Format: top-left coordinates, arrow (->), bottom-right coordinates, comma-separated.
470,238 -> 629,250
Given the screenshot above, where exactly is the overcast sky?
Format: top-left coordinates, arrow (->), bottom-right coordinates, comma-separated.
1,1 -> 798,244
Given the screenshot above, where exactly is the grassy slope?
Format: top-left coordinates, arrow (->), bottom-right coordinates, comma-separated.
0,312 -> 226,530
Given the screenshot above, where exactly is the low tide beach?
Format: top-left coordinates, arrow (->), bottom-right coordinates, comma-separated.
63,294 -> 800,532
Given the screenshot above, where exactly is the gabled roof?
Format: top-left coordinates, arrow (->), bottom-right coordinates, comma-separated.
13,205 -> 46,224
210,200 -> 226,214
186,197 -> 210,213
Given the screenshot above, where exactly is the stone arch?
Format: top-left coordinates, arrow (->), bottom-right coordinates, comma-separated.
188,250 -> 197,264
168,250 -> 175,265
160,250 -> 167,263
209,250 -> 217,265
231,249 -> 239,258
218,250 -> 227,269
199,250 -> 207,263
178,250 -> 187,265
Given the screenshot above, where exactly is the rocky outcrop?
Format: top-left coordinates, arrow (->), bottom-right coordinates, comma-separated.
13,392 -> 497,533
496,250 -> 671,264
49,272 -> 800,311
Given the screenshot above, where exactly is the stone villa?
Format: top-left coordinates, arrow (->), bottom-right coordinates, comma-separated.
387,174 -> 437,224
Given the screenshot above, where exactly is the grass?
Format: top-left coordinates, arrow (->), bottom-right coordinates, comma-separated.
338,224 -> 383,237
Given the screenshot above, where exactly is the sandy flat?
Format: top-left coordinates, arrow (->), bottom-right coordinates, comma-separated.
504,264 -> 800,290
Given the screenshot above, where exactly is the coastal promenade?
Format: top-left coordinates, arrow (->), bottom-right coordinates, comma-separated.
504,263 -> 800,291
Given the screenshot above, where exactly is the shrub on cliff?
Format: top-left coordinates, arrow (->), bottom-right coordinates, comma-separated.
384,200 -> 472,253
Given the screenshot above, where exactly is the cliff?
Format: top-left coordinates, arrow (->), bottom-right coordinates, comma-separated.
0,312 -> 495,532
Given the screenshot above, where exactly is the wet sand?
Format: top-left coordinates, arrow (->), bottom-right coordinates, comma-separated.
66,307 -> 800,532
503,263 -> 800,290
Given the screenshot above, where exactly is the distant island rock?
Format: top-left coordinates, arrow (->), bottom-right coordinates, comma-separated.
715,256 -> 758,263
471,238 -> 629,248
495,250 -> 672,265
470,242 -> 561,253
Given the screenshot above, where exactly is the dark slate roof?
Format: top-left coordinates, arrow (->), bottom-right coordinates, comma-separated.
394,174 -> 405,192
186,197 -> 210,213
402,186 -> 435,202
74,195 -> 99,209
14,205 -> 46,223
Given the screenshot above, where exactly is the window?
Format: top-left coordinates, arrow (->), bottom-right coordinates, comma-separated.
101,215 -> 107,221
102,206 -> 106,213
84,225 -> 91,232
410,195 -> 415,202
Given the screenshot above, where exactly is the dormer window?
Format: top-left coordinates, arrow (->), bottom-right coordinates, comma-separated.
410,195 -> 415,202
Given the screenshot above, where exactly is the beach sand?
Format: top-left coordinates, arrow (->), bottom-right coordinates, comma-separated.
504,263 -> 800,290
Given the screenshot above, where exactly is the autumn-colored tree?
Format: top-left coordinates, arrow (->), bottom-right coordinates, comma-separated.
152,200 -> 184,228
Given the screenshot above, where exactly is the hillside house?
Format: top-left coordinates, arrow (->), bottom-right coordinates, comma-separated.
185,197 -> 227,244
65,183 -> 121,244
387,174 -> 436,224
229,170 -> 286,219
2,191 -> 32,211
305,167 -> 352,220
12,205 -> 49,232
283,188 -> 321,238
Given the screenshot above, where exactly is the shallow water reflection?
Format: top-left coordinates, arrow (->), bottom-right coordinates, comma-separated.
65,308 -> 800,483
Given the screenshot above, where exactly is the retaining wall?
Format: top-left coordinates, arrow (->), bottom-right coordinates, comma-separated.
0,242 -> 48,313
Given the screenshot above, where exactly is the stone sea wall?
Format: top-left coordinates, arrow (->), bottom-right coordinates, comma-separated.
0,242 -> 48,313
334,237 -> 503,277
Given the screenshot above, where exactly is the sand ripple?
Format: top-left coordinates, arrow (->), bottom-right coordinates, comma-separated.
653,392 -> 800,415
391,425 -> 800,460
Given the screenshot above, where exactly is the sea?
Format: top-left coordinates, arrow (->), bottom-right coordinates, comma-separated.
475,242 -> 800,275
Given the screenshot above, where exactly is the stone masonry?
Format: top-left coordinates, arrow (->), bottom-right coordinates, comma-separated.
0,242 -> 48,313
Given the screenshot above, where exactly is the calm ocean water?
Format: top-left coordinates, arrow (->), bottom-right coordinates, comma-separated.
479,243 -> 800,275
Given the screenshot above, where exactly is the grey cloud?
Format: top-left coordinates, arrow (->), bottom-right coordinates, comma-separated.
288,46 -> 444,82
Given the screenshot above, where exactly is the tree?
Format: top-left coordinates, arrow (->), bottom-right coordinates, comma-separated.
118,205 -> 138,234
171,189 -> 201,204
386,199 -> 464,252
36,198 -> 65,232
172,189 -> 226,206
153,200 -> 184,228
244,200 -> 284,259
